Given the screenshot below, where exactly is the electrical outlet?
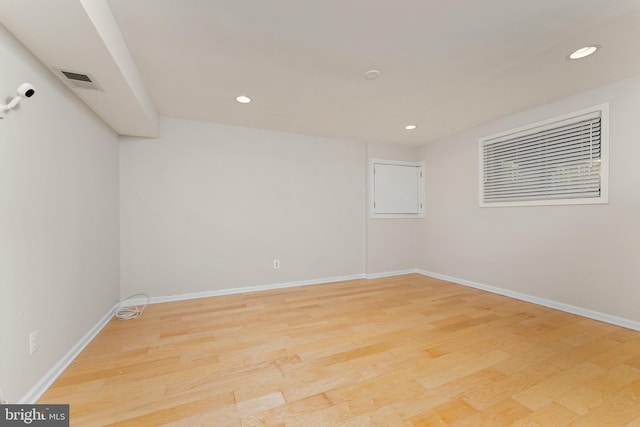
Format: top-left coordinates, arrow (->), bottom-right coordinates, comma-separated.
29,329 -> 39,355
273,259 -> 280,269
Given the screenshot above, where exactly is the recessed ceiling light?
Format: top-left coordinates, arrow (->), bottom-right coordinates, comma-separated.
364,70 -> 380,80
568,45 -> 599,60
236,95 -> 251,104
404,124 -> 417,130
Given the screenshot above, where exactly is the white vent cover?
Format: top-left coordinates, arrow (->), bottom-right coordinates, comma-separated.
54,68 -> 102,91
479,104 -> 609,207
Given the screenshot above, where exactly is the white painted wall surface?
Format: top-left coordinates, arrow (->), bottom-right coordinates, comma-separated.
417,74 -> 640,322
0,24 -> 120,402
120,118 -> 366,297
366,142 -> 420,275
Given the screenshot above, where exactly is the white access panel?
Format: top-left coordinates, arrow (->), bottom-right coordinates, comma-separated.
372,162 -> 422,215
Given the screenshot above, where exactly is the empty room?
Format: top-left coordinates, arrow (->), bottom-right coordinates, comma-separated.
2,0 -> 640,425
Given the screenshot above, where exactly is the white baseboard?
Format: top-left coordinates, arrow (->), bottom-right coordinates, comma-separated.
19,303 -> 118,404
417,269 -> 640,332
366,269 -> 418,279
126,271 -> 429,306
127,273 -> 368,305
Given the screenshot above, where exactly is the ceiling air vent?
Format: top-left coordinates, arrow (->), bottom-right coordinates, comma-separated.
54,68 -> 102,91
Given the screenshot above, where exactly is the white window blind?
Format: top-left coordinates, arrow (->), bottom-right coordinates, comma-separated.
479,105 -> 608,207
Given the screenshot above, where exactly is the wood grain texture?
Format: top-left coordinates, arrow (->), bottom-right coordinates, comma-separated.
39,274 -> 640,426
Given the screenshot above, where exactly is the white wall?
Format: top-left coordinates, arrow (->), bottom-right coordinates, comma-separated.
120,118 -> 366,297
0,24 -> 120,402
366,142 -> 420,275
417,74 -> 640,322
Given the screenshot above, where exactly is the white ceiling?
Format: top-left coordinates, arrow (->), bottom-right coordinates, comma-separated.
1,0 -> 640,144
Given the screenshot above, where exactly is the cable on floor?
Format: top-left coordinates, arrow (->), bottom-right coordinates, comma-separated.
115,293 -> 150,320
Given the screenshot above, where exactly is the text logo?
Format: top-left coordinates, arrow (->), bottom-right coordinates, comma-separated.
0,405 -> 69,426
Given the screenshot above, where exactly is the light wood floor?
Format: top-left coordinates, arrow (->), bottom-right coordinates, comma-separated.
40,274 -> 640,426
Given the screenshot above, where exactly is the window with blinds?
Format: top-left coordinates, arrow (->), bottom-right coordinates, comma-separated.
479,104 -> 609,207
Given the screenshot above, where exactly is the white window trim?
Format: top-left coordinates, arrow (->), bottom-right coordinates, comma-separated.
479,103 -> 609,207
369,158 -> 425,219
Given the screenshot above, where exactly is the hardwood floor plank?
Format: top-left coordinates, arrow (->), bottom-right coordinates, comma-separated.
512,362 -> 607,411
462,362 -> 562,411
459,397 -> 532,425
37,274 -> 640,425
408,398 -> 478,426
567,395 -> 640,426
511,402 -> 578,426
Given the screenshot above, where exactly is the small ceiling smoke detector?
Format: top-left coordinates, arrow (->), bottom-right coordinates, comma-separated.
236,95 -> 251,104
364,70 -> 380,80
568,45 -> 599,60
404,124 -> 417,130
54,68 -> 102,91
